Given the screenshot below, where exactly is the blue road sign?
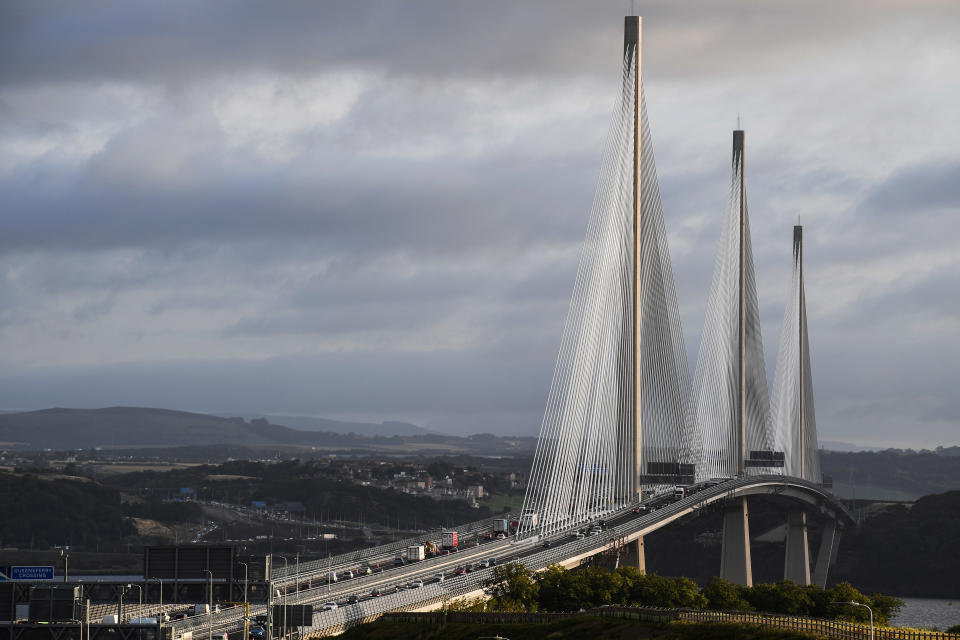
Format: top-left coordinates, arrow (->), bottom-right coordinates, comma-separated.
11,566 -> 54,580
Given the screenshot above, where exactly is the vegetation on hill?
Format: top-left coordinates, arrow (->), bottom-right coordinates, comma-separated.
0,473 -> 135,550
832,490 -> 960,597
820,449 -> 960,496
455,564 -> 901,626
107,459 -> 488,529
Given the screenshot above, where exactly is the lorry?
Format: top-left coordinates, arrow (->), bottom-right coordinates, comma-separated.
441,531 -> 458,549
493,518 -> 510,534
406,545 -> 426,562
672,486 -> 687,501
520,510 -> 539,529
189,604 -> 218,616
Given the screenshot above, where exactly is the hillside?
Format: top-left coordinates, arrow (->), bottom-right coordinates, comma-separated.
260,415 -> 432,437
831,490 -> 960,597
0,407 -> 537,456
0,407 -> 323,449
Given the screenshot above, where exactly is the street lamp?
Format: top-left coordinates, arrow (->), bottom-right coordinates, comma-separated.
151,578 -> 163,621
839,601 -> 874,640
275,556 -> 288,640
203,570 -> 214,640
60,548 -> 70,583
129,584 -> 143,611
238,562 -> 249,640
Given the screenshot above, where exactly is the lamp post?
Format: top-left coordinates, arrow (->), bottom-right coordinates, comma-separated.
130,584 -> 143,611
839,601 -> 874,640
60,549 -> 70,583
276,556 -> 288,640
129,584 -> 143,640
238,562 -> 249,640
151,578 -> 163,621
203,570 -> 213,640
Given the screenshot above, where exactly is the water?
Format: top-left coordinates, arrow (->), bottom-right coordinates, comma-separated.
893,597 -> 960,631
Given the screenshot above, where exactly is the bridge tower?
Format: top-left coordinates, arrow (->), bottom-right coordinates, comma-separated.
720,129 -> 754,587
625,13 -> 647,574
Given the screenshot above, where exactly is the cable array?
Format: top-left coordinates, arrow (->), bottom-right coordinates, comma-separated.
520,46 -> 693,537
770,229 -> 821,482
521,37 -> 821,536
686,141 -> 776,481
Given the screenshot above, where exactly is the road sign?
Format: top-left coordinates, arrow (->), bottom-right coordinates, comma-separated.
11,566 -> 55,580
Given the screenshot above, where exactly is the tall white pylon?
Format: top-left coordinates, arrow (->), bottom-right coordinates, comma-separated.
687,130 -> 779,482
520,16 -> 693,537
771,226 -> 821,482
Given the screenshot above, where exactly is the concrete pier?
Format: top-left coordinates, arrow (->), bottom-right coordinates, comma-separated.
784,510 -> 811,584
720,497 -> 753,586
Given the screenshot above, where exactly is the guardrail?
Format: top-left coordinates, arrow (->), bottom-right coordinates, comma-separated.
382,608 -> 960,640
271,512 -> 515,582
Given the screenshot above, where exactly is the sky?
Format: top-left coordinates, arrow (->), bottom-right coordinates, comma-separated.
1,1 -> 958,448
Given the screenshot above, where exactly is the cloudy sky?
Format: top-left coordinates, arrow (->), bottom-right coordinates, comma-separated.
1,1 -> 958,448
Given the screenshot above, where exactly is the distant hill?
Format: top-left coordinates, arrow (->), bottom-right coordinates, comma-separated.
0,407 -> 535,456
0,407 -> 328,450
257,415 -> 433,437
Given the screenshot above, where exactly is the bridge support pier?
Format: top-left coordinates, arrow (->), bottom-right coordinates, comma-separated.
812,520 -> 840,588
621,537 -> 646,573
783,510 -> 811,584
720,497 -> 753,586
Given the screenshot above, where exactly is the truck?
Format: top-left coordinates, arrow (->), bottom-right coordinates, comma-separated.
493,518 -> 510,534
189,604 -> 215,616
520,510 -> 539,529
672,486 -> 687,501
326,571 -> 337,583
441,531 -> 458,549
406,545 -> 426,562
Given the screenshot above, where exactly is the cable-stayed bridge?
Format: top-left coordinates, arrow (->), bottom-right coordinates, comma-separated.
167,14 -> 850,638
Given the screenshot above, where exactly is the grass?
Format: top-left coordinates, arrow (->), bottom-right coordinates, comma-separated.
483,492 -> 525,514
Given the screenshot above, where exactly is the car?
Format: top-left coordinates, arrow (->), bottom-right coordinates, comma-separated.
359,566 -> 372,575
253,615 -> 268,627
410,580 -> 423,589
487,557 -> 497,566
248,627 -> 266,640
574,532 -> 585,540
433,573 -> 445,583
482,533 -> 492,540
346,595 -> 359,605
454,566 -> 466,575
322,602 -> 338,611
370,589 -> 382,598
495,532 -> 507,540
341,570 -> 354,579
542,540 -> 552,548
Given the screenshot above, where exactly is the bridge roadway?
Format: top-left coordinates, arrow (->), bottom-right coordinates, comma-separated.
170,475 -> 849,639
269,511 -> 513,585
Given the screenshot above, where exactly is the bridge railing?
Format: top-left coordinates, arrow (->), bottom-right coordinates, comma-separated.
271,511 -> 513,581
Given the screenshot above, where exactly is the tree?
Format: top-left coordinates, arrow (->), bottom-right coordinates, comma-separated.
869,593 -> 903,627
743,581 -> 815,616
702,577 -> 752,611
483,563 -> 539,611
439,596 -> 487,612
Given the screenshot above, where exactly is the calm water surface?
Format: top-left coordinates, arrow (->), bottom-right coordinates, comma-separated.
893,598 -> 960,631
